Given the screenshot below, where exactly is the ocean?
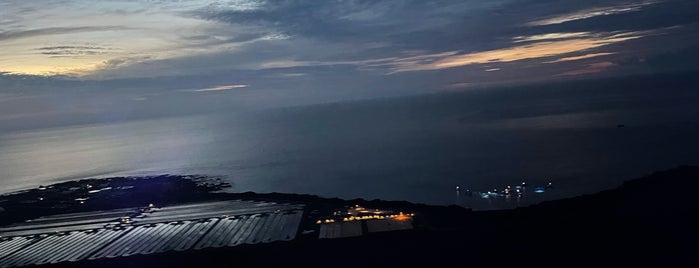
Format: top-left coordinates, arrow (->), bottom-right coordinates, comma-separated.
2,76 -> 698,210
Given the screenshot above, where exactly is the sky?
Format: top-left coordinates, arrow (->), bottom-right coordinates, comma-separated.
1,0 -> 699,130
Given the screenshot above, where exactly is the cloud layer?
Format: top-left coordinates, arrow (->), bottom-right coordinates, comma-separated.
0,0 -> 698,99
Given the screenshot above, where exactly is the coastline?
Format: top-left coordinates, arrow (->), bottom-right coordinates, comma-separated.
1,166 -> 698,267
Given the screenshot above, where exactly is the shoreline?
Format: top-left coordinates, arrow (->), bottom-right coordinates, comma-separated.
1,166 -> 698,267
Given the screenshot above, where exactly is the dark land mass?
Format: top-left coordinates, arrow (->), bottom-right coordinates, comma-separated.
1,166 -> 698,267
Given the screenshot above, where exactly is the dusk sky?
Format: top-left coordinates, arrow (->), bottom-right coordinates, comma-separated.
2,3 -> 699,262
1,0 -> 699,129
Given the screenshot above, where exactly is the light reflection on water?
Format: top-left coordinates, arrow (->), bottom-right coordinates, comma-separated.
0,115 -> 219,192
1,88 -> 699,210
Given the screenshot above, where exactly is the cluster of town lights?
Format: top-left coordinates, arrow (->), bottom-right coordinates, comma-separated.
316,212 -> 413,224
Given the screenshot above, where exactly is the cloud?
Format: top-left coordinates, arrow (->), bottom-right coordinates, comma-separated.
381,31 -> 643,73
37,46 -> 105,50
196,0 -> 265,13
545,53 -> 616,63
0,1 -> 279,76
560,61 -> 617,76
240,29 -> 646,75
513,32 -> 594,43
191,0 -> 511,48
1,0 -> 698,90
0,26 -> 131,42
526,1 -> 661,26
194,84 -> 249,92
277,73 -> 307,77
35,45 -> 113,57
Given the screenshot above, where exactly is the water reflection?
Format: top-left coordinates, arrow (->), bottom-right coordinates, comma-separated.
0,115 -> 219,193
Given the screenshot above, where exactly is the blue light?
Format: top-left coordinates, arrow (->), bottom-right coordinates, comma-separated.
534,187 -> 545,193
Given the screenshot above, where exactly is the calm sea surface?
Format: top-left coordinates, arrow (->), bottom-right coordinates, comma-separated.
2,80 -> 699,210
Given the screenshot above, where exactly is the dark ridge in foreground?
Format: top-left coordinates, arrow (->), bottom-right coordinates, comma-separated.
1,166 -> 698,267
